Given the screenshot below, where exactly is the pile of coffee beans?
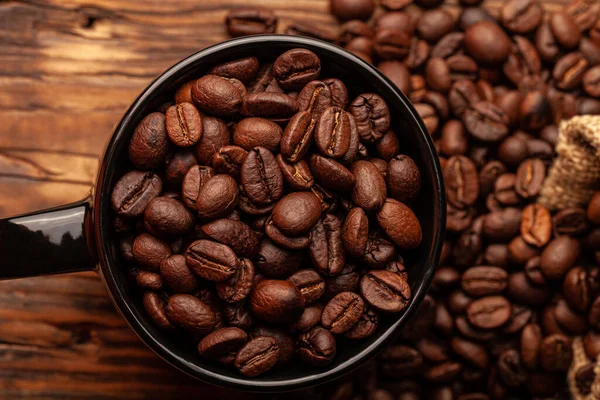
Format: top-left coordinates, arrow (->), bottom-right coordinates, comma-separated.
226,0 -> 600,398
111,47 -> 425,377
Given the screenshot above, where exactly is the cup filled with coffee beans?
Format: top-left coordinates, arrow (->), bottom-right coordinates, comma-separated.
0,35 -> 444,391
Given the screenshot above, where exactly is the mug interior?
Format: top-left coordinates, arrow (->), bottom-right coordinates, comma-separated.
95,35 -> 445,392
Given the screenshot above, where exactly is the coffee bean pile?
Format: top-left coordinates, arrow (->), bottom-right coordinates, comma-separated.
111,47 -> 425,377
227,0 -> 600,398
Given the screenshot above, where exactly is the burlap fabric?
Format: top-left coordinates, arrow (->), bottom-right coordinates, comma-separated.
538,115 -> 600,210
554,116 -> 600,399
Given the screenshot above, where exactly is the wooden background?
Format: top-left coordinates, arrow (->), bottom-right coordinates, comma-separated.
0,0 -> 569,398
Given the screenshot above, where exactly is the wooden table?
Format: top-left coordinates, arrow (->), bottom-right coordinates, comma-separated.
0,0 -> 570,398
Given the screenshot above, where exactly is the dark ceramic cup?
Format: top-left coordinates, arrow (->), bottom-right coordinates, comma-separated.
0,35 -> 445,392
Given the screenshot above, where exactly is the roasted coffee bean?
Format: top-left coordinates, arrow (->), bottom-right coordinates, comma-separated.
360,270 -> 410,313
212,145 -> 247,179
215,258 -> 255,304
451,337 -> 489,369
270,192 -> 322,237
466,296 -> 512,329
143,291 -> 174,330
315,107 -> 352,159
287,269 -> 325,306
166,294 -> 217,335
251,326 -> 295,364
234,336 -> 279,377
417,8 -> 454,43
433,267 -> 461,291
111,171 -> 162,218
165,150 -> 197,186
497,349 -> 526,387
515,158 -> 545,199
445,156 -> 479,209
554,297 -> 588,334
181,165 -> 213,211
133,233 -> 172,272
554,52 -> 589,90
280,111 -> 315,163
459,7 -> 495,30
223,301 -> 255,331
349,93 -> 390,143
192,75 -> 244,117
550,11 -> 581,49
209,57 -> 260,84
540,236 -> 581,280
241,147 -> 283,206
160,254 -> 199,293
165,103 -> 203,147
226,8 -> 277,37
379,345 -> 424,378
129,113 -> 169,169
461,266 -> 508,297
584,66 -> 600,97
292,304 -> 323,333
198,327 -> 248,361
520,204 -> 552,247
330,0 -> 375,21
414,103 -> 439,134
378,61 -> 411,94
345,307 -> 378,340
309,214 -> 346,276
373,28 -> 411,60
233,118 -> 282,153
265,216 -> 310,250
377,198 -> 422,250
185,240 -> 239,282
375,129 -> 400,161
479,161 -> 506,197
241,92 -> 299,119
463,102 -> 509,142
324,264 -> 360,301
296,80 -> 332,118
342,207 -> 369,258
387,155 -> 421,204
143,197 -> 194,236
322,292 -> 365,334
449,80 -> 482,117
351,161 -> 387,211
493,173 -> 520,206
250,280 -> 304,325
338,20 -> 373,45
256,239 -> 302,278
193,117 -> 229,165
464,21 -> 512,65
501,0 -> 543,33
276,155 -> 314,191
296,326 -> 336,366
440,120 -> 468,157
135,270 -> 162,290
483,207 -> 522,241
539,334 -> 573,372
175,81 -> 195,104
273,48 -> 321,90
508,235 -> 540,264
309,154 -> 356,191
196,174 -> 239,220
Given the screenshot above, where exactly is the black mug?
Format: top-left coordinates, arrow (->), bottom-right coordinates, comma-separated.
0,35 -> 445,392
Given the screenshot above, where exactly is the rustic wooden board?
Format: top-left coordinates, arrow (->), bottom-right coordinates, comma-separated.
0,0 -> 572,398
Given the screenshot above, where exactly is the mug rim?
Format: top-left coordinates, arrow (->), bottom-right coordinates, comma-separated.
94,34 -> 446,392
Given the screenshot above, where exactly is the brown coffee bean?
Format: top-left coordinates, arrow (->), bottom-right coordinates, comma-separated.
497,349 -> 526,387
185,239 -> 239,282
501,0 -> 543,33
520,204 -> 552,247
165,103 -> 203,147
465,22 -> 512,65
270,192 -> 322,238
241,147 -> 283,207
250,280 -> 304,325
349,93 -> 390,143
287,269 -> 325,306
440,120 -> 468,156
166,294 -> 216,335
233,118 -> 282,153
360,270 -> 410,313
322,292 -> 365,334
143,291 -> 174,330
433,267 -> 461,291
373,28 -> 411,60
449,79 -> 482,117
498,135 -> 528,169
296,326 -> 336,366
508,236 -> 540,264
342,207 -> 369,258
550,12 -> 581,49
273,48 -> 321,90
216,258 -> 255,304
539,334 -> 573,372
445,155 -> 479,209
135,270 -> 162,291
234,336 -> 280,377
192,75 -> 244,117
554,297 -> 588,334
133,233 -> 172,272
378,61 -> 411,94
377,198 -> 422,250
344,307 -> 379,340
417,9 -> 454,43
464,101 -> 509,142
296,80 -> 332,119
143,197 -> 194,236
515,158 -> 545,199
175,81 -> 194,104
315,107 -> 352,159
265,216 -> 310,250
276,155 -> 314,191
309,154 -> 356,191
540,236 -> 581,280
226,8 -> 277,37
196,174 -> 239,220
256,239 -> 302,279
351,161 -> 387,211
451,337 -> 489,369
330,0 -> 375,21
198,327 -> 248,361
280,111 -> 315,163
387,155 -> 422,204
309,214 -> 346,276
181,165 -> 213,211
129,113 -> 169,169
292,304 -> 323,333
193,116 -> 229,165
461,266 -> 508,297
241,92 -> 299,119
325,264 -> 360,300
111,171 -> 162,218
466,296 -> 512,329
160,255 -> 199,294
554,52 -> 589,91
379,344 -> 424,377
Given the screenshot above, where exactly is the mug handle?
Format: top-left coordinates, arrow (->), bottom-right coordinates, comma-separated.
0,196 -> 97,279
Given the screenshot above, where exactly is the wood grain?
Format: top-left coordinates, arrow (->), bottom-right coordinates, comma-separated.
0,0 -> 574,398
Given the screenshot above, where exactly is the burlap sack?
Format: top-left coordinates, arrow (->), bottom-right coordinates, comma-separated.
538,115 -> 600,211
568,338 -> 600,400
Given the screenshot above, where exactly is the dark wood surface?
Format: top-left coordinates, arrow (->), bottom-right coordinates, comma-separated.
0,0 -> 570,398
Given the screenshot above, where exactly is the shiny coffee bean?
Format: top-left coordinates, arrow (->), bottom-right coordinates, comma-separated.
322,292 -> 365,334
226,8 -> 277,37
360,270 -> 410,313
250,280 -> 304,325
466,296 -> 512,329
234,336 -> 280,377
296,326 -> 336,367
